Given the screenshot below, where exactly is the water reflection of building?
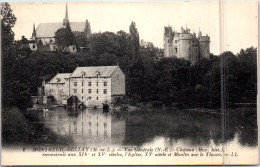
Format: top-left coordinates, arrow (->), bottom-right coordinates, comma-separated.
43,109 -> 126,145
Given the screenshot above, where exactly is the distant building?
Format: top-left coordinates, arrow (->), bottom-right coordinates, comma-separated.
163,26 -> 210,64
29,3 -> 91,53
44,66 -> 125,107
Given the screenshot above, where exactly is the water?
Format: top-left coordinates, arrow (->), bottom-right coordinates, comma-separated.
26,107 -> 257,149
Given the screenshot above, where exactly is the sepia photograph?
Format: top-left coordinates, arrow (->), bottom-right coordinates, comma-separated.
1,1 -> 258,165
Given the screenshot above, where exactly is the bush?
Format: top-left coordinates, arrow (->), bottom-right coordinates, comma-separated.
2,107 -> 31,144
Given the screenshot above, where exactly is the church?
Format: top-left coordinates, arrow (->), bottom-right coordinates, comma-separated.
29,3 -> 91,52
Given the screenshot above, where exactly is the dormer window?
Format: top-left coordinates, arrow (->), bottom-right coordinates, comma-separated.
56,78 -> 61,82
96,71 -> 100,78
81,71 -> 85,79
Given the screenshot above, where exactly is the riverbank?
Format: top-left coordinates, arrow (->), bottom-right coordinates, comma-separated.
2,107 -> 73,147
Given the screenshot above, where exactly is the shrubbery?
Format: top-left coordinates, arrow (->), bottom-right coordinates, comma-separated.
2,108 -> 31,144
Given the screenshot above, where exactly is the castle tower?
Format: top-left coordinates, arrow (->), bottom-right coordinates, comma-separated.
179,27 -> 193,60
31,23 -> 36,41
63,3 -> 70,26
163,26 -> 174,57
198,33 -> 210,59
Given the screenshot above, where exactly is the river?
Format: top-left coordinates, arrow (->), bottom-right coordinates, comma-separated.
25,107 -> 257,149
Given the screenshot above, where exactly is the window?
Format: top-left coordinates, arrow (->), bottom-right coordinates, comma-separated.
96,97 -> 99,100
74,89 -> 77,93
117,74 -> 119,80
175,48 -> 178,53
82,89 -> 84,93
97,89 -> 99,94
175,40 -> 177,43
33,45 -> 35,49
104,89 -> 107,94
88,89 -> 92,94
74,82 -> 77,86
88,96 -> 91,100
88,82 -> 91,86
82,82 -> 84,86
96,81 -> 99,86
82,96 -> 84,100
104,82 -> 107,86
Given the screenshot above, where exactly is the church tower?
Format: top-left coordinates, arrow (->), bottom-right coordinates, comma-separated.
63,3 -> 70,26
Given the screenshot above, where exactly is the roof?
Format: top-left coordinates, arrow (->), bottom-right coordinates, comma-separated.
48,73 -> 71,84
36,22 -> 85,38
70,66 -> 118,78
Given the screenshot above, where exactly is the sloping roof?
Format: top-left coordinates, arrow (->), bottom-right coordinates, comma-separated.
36,22 -> 85,38
48,73 -> 71,84
70,66 -> 118,78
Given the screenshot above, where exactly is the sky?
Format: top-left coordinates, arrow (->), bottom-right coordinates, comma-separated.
10,1 -> 258,55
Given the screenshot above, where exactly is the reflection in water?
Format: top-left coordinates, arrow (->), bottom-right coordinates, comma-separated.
42,108 -> 126,146
32,107 -> 257,148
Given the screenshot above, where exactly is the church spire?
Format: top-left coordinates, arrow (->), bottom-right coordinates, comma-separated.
63,3 -> 69,26
32,23 -> 36,40
65,3 -> 68,19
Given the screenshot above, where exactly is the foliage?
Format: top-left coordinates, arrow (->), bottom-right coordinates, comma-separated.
2,14 -> 257,109
74,32 -> 88,47
54,24 -> 76,46
2,108 -> 31,144
129,21 -> 140,62
1,2 -> 16,52
1,3 -> 31,109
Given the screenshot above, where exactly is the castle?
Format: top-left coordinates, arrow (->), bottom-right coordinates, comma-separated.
29,3 -> 91,53
163,26 -> 210,64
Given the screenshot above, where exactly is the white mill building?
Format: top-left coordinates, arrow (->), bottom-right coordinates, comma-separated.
44,66 -> 125,108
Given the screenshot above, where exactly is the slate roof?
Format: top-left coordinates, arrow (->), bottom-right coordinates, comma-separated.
70,66 -> 118,78
48,73 -> 71,84
36,22 -> 85,38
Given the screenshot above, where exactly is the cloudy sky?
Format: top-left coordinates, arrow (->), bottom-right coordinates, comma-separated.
10,1 -> 257,55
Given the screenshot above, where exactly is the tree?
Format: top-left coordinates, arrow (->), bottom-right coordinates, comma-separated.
2,2 -> 17,108
1,2 -> 16,53
74,32 -> 88,47
38,39 -> 43,46
129,21 -> 140,62
88,32 -> 120,55
54,24 -> 76,46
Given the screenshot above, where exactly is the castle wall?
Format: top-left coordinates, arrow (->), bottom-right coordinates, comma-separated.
173,36 -> 180,58
164,36 -> 173,58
